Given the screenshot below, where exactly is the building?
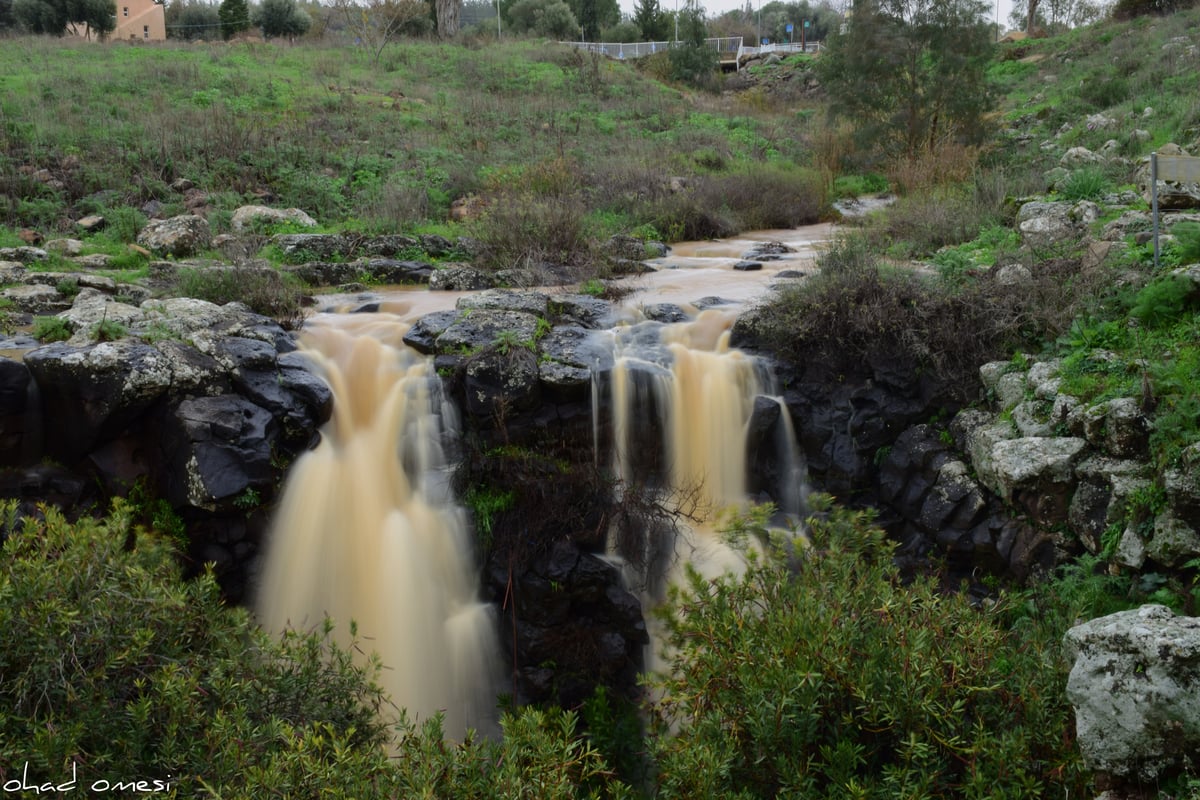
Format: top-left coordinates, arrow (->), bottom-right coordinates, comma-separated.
68,0 -> 166,41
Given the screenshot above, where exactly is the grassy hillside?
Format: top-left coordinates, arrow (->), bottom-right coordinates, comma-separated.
0,36 -> 825,262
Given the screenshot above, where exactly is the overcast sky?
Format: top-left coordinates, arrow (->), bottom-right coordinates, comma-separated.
615,0 -> 1020,34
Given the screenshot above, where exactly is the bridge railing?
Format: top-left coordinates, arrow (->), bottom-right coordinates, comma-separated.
562,37 -> 745,63
741,41 -> 823,56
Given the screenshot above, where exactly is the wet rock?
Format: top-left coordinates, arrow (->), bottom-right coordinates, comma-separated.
463,347 -> 541,417
435,309 -> 540,355
163,395 -> 276,510
429,264 -> 497,291
733,260 -> 763,271
549,294 -> 613,329
457,289 -> 549,317
403,310 -> 462,355
24,341 -> 175,460
1,283 -> 70,314
643,303 -> 691,324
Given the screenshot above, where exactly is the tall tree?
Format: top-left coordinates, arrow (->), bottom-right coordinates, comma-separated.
434,0 -> 459,35
337,0 -> 426,64
217,0 -> 249,35
252,0 -> 310,37
12,0 -> 116,35
818,0 -> 994,159
633,0 -> 669,39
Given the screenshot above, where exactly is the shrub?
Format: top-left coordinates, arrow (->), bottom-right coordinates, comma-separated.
0,501 -> 393,795
1172,220 -> 1200,264
1058,167 -> 1112,201
646,499 -> 1088,799
176,265 -> 305,329
31,315 -> 70,342
506,0 -> 581,38
470,193 -> 597,276
1131,275 -> 1197,329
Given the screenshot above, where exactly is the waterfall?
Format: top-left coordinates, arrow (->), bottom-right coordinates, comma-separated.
256,317 -> 501,739
600,309 -> 804,662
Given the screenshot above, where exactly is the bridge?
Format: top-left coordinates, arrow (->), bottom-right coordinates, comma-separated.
561,37 -> 822,70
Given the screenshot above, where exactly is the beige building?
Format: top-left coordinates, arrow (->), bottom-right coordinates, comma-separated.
68,0 -> 166,41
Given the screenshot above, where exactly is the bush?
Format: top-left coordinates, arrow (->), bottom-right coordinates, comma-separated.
470,193 -> 597,276
506,0 -> 581,38
0,501 -> 394,795
31,315 -> 70,342
1058,167 -> 1112,201
647,499 -> 1088,799
176,265 -> 305,328
1172,220 -> 1200,264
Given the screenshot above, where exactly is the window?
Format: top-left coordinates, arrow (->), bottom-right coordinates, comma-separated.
143,25 -> 149,37
122,6 -> 128,15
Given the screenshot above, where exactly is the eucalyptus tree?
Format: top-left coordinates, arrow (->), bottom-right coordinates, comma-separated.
818,0 -> 994,159
12,0 -> 116,35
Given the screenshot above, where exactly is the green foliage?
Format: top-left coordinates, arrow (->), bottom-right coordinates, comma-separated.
218,0 -> 249,37
632,0 -> 670,40
647,499 -> 1087,799
1172,221 -> 1200,264
167,0 -> 222,40
0,501 -> 394,796
507,0 -> 581,38
818,0 -> 994,158
1130,275 -> 1197,329
668,0 -> 717,89
1058,167 -> 1112,201
176,266 -> 305,328
90,317 -> 128,342
12,0 -> 114,35
833,172 -> 889,198
251,0 -> 311,38
31,315 -> 70,342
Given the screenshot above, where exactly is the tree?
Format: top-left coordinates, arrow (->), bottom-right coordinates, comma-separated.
217,0 -> 249,36
633,0 -> 670,39
12,0 -> 115,36
818,0 -> 994,159
668,0 -> 717,88
337,0 -> 426,64
0,0 -> 16,31
253,0 -> 310,37
434,0 -> 459,35
166,0 -> 222,39
507,0 -> 579,37
565,0 -> 616,39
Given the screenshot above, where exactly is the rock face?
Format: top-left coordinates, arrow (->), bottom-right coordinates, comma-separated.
136,214 -> 212,257
1064,605 -> 1200,782
9,301 -> 331,600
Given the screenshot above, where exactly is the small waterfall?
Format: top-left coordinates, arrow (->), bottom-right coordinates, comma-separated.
599,309 -> 805,665
257,318 -> 501,739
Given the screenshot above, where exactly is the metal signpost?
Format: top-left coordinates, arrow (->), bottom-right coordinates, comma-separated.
1151,152 -> 1200,269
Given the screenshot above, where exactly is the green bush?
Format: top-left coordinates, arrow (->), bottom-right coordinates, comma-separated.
0,501 -> 394,795
1131,275 -> 1197,328
176,266 -> 305,328
1058,167 -> 1112,202
31,315 -> 71,342
1172,221 -> 1200,264
647,499 -> 1087,799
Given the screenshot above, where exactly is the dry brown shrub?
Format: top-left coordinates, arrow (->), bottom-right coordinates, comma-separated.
887,140 -> 980,195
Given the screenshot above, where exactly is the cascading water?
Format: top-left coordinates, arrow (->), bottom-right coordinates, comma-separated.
598,309 -> 805,667
256,316 -> 501,739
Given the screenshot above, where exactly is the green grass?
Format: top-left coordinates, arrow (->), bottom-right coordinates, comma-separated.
0,37 -> 824,249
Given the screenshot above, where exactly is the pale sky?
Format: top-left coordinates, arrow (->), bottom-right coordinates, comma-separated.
616,0 -> 1020,34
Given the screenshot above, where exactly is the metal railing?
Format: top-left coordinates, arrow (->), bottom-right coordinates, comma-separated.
563,36 -> 744,62
740,41 -> 822,56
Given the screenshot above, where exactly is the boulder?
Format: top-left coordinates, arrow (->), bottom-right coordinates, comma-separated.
229,205 -> 318,232
987,437 -> 1087,523
162,395 -> 276,510
136,214 -> 212,257
1,283 -> 70,314
463,347 -> 541,417
403,310 -> 462,355
0,246 -> 49,264
429,265 -> 497,291
24,341 -> 175,460
435,309 -> 540,355
45,238 -> 84,256
1064,605 -> 1200,781
457,289 -> 549,317
1060,146 -> 1105,167
549,294 -> 613,329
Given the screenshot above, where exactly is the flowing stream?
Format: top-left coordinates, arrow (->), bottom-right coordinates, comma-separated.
257,224 -> 824,732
